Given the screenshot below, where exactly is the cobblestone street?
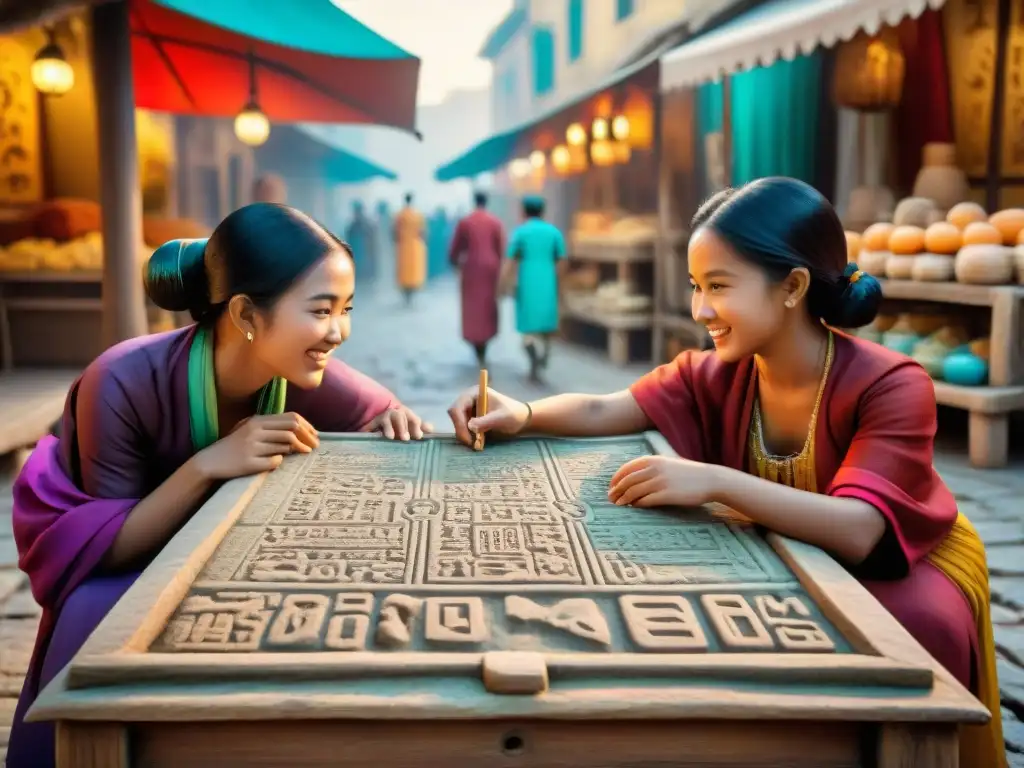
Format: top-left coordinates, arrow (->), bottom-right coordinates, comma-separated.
1,275 -> 1023,763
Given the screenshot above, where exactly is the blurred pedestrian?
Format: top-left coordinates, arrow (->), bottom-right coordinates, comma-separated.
503,194 -> 567,381
393,192 -> 426,306
345,201 -> 378,284
449,190 -> 505,367
427,207 -> 451,279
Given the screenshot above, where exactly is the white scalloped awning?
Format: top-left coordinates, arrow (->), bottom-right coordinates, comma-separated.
660,0 -> 947,92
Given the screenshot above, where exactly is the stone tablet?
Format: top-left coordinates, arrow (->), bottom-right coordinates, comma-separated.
53,434 -> 958,702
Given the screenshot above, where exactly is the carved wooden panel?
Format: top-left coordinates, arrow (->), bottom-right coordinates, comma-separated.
148,437 -> 846,656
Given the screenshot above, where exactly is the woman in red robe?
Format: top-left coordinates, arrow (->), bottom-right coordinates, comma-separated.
448,177 -> 1004,767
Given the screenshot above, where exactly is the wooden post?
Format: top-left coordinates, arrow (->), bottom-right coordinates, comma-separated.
91,0 -> 149,347
985,0 -> 1012,212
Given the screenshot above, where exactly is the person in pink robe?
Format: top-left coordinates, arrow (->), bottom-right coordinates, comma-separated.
449,190 -> 505,366
447,178 -> 1004,766
8,203 -> 428,768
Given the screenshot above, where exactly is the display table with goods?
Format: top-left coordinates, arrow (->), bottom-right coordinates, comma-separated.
846,199 -> 1024,468
30,433 -> 986,768
563,214 -> 657,365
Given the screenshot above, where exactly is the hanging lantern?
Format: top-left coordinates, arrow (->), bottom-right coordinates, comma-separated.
832,28 -> 905,112
551,145 -> 571,174
566,122 -> 587,146
529,150 -> 546,169
592,117 -> 609,141
568,144 -> 588,173
234,103 -> 271,146
611,115 -> 630,142
621,90 -> 653,149
509,158 -> 532,178
31,28 -> 74,95
590,140 -> 615,167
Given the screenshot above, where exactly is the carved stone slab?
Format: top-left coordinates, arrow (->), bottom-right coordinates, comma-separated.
40,434 -> 990,721
148,437 -> 843,657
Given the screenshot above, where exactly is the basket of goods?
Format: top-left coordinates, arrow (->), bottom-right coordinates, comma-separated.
859,223 -> 894,276
885,226 -> 925,279
913,222 -> 961,281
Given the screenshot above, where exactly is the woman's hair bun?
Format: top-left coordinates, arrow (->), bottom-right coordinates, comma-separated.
819,262 -> 883,329
144,238 -> 210,316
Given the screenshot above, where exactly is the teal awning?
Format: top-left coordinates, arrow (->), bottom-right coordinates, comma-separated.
434,50 -> 662,183
258,125 -> 397,184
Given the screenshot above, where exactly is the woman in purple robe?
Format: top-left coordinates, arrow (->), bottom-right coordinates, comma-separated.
8,203 -> 429,767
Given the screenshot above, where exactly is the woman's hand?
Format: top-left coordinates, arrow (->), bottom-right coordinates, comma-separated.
194,412 -> 320,480
448,386 -> 531,447
361,405 -> 432,441
608,455 -> 723,508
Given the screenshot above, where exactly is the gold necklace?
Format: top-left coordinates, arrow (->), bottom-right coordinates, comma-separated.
749,332 -> 834,493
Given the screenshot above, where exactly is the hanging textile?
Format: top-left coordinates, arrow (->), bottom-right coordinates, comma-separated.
730,52 -> 822,186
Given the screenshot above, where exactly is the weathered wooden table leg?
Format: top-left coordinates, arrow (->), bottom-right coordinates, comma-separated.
877,723 -> 958,768
608,329 -> 629,365
969,411 -> 1009,468
56,722 -> 129,768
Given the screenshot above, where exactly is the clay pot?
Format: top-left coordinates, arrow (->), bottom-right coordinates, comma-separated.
912,143 -> 969,214
947,201 -> 988,230
990,209 -> 1024,245
859,250 -> 890,277
911,253 -> 955,282
955,244 -> 1015,284
885,254 -> 916,280
924,222 -> 962,255
845,231 -> 862,262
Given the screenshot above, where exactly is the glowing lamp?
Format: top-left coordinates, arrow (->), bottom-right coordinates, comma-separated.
234,104 -> 271,147
551,145 -> 571,174
31,40 -> 74,95
611,115 -> 630,141
529,150 -> 546,169
590,140 -> 614,167
612,141 -> 631,164
592,117 -> 609,141
566,122 -> 587,146
509,158 -> 532,178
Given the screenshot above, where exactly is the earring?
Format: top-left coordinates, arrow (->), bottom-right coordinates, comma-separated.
785,300 -> 795,308
246,331 -> 254,342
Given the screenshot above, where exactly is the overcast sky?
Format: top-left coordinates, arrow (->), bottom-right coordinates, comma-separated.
331,0 -> 514,105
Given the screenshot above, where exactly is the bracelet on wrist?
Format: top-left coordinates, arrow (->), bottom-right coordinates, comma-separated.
519,401 -> 534,433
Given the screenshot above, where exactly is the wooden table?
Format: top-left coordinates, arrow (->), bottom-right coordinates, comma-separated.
30,434 -> 988,768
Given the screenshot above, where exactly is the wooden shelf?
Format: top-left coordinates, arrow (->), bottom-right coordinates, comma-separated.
569,236 -> 655,264
0,270 -> 102,283
932,382 -> 1024,414
876,278 -> 1023,307
563,302 -> 652,331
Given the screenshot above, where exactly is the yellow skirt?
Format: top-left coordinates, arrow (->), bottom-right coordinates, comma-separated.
926,512 -> 1007,768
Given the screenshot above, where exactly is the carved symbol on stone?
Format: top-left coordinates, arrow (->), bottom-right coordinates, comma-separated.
553,500 -> 589,520
266,594 -> 331,648
700,594 -> 774,650
325,592 -> 375,651
619,596 -> 708,651
424,597 -> 489,643
505,595 -> 611,645
754,595 -> 835,652
403,498 -> 442,520
375,594 -> 423,648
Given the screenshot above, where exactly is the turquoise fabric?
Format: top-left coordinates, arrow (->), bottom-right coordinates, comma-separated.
508,219 -> 567,335
696,81 -> 723,134
532,26 -> 556,96
729,53 -> 821,185
324,148 -> 397,184
616,0 -> 634,20
152,0 -> 414,59
568,0 -> 584,62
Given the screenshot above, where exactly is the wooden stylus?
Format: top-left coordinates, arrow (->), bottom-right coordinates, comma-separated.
473,368 -> 488,451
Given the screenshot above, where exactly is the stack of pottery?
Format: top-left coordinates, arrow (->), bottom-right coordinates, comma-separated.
885,226 -> 925,279
857,223 -> 894,276
952,204 -> 1018,285
912,143 -> 970,215
913,221 -> 961,281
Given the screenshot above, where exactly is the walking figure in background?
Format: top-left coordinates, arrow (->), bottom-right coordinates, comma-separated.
449,190 -> 505,367
504,194 -> 567,381
427,207 -> 452,279
345,201 -> 378,285
394,192 -> 426,306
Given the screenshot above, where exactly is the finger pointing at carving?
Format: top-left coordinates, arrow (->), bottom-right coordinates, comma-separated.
609,466 -> 657,503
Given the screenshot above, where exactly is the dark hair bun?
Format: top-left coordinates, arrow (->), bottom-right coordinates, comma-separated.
819,263 -> 883,329
144,238 -> 210,315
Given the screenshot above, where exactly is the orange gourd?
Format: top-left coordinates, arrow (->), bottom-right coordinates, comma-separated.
862,222 -> 895,251
845,231 -> 862,262
962,221 -> 1003,246
989,209 -> 1024,245
888,225 -> 926,255
924,222 -> 962,255
946,201 -> 987,230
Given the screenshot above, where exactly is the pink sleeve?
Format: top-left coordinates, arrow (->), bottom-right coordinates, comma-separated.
827,363 -> 957,576
448,220 -> 466,265
287,358 -> 400,432
628,351 -> 708,462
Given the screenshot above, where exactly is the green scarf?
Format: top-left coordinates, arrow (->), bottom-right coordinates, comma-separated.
187,325 -> 288,451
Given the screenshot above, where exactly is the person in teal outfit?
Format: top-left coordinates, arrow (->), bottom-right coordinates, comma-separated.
504,195 -> 567,381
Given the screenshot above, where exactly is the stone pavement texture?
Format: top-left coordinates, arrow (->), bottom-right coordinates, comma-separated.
1,275 -> 1023,764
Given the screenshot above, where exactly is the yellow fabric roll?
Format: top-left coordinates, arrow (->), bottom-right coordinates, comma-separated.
926,512 -> 1007,768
